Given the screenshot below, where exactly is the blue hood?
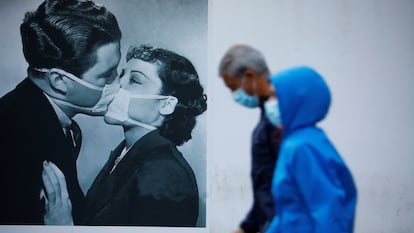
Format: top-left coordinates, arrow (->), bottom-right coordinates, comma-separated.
269,66 -> 331,136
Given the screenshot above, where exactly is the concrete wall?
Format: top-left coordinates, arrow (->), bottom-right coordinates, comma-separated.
0,0 -> 413,232
208,0 -> 414,233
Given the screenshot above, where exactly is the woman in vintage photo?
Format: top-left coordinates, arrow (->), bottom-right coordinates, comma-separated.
42,45 -> 207,226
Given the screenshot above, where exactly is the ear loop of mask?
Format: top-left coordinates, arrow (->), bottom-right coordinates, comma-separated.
244,75 -> 258,97
49,97 -> 101,113
125,118 -> 157,130
34,67 -> 119,114
127,94 -> 176,128
34,68 -> 104,91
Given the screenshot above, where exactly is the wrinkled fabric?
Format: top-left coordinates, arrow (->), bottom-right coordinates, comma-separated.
265,67 -> 357,233
81,130 -> 199,226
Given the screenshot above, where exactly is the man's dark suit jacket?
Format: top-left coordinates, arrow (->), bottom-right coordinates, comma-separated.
0,78 -> 85,224
81,130 -> 199,226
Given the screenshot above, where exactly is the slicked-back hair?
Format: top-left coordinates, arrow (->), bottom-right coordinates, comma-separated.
126,45 -> 207,146
21,0 -> 122,77
219,44 -> 269,78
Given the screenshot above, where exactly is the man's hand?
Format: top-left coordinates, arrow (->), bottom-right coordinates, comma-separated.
42,161 -> 74,225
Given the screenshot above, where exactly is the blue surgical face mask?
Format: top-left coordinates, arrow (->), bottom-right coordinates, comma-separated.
264,98 -> 282,127
232,88 -> 259,108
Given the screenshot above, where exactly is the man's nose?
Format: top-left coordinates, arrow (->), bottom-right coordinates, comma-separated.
119,76 -> 127,88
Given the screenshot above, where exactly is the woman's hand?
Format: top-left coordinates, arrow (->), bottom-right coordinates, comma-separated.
41,161 -> 74,225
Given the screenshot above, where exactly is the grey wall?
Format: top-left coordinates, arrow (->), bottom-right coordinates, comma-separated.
1,0 -> 413,233
208,0 -> 414,232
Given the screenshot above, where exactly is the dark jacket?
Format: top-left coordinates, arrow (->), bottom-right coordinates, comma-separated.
240,107 -> 281,233
81,130 -> 199,226
0,78 -> 85,224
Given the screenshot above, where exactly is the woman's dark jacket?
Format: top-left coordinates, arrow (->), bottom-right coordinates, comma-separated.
81,130 -> 199,226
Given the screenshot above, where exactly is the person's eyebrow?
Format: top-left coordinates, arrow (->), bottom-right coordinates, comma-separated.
130,69 -> 151,81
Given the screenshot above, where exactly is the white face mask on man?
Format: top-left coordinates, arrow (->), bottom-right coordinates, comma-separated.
35,68 -> 120,115
104,88 -> 175,130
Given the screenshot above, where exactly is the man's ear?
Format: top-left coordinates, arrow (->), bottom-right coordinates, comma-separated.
243,69 -> 261,87
159,96 -> 178,115
47,71 -> 68,94
242,69 -> 260,94
243,69 -> 258,80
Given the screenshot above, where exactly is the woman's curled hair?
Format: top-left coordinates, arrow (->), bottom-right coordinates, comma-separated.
127,45 -> 207,146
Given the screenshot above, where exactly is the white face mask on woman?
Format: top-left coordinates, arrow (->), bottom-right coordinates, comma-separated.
104,88 -> 174,130
35,68 -> 120,115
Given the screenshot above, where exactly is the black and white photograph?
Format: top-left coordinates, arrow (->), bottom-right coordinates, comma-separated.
0,0 -> 207,231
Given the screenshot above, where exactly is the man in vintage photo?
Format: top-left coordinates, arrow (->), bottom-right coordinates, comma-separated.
0,0 -> 121,224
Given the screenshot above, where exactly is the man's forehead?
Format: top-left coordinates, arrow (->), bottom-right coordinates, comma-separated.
79,41 -> 120,80
93,42 -> 121,72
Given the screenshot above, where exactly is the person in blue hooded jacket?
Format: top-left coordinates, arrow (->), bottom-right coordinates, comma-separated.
262,66 -> 357,233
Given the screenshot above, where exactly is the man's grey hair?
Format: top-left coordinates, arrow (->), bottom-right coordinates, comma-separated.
219,44 -> 269,78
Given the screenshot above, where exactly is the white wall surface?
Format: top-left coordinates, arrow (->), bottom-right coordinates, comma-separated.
208,0 -> 414,233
